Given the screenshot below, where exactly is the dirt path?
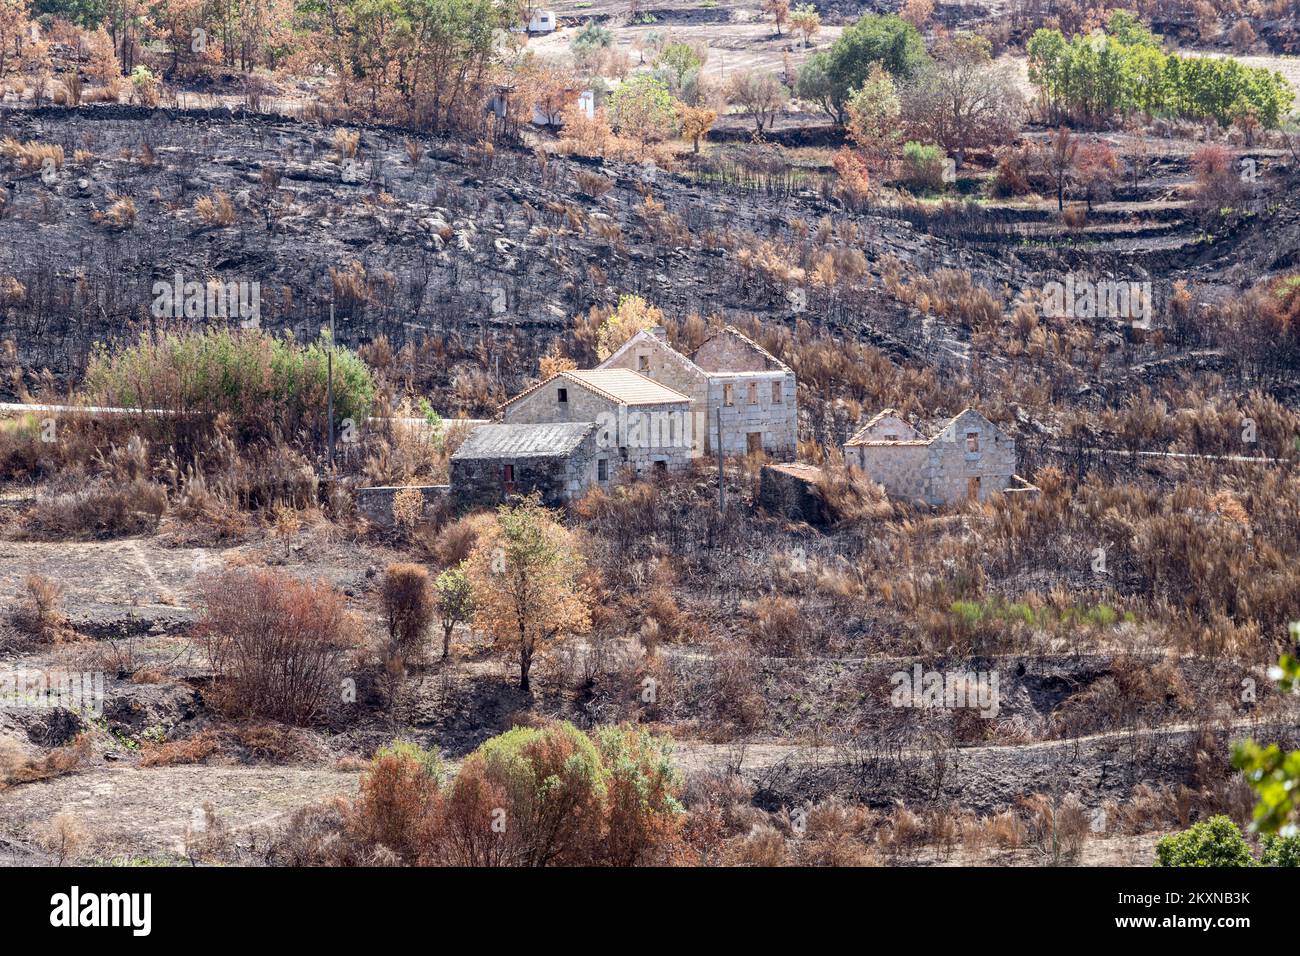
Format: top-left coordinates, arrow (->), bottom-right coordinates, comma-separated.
0,765 -> 362,860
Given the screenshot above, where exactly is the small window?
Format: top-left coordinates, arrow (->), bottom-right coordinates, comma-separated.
723,384 -> 734,407
966,431 -> 979,453
747,382 -> 758,405
597,458 -> 608,481
771,381 -> 782,404
884,432 -> 898,442
637,354 -> 650,372
557,387 -> 568,404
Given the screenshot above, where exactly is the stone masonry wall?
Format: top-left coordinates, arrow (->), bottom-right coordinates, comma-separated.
923,412 -> 1017,505
504,377 -> 615,429
706,372 -> 798,459
357,485 -> 450,527
693,334 -> 772,372
854,443 -> 931,501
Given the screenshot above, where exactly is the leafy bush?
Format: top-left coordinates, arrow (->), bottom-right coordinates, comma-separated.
84,328 -> 375,444
1261,834 -> 1300,867
1155,816 -> 1256,867
458,721 -> 606,866
900,141 -> 946,192
592,724 -> 684,865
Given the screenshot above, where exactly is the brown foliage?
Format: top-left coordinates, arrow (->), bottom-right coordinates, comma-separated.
199,568 -> 360,724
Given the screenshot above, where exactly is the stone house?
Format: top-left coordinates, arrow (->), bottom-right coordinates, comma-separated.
500,367 -> 695,477
843,408 -> 1016,506
598,325 -> 797,458
450,421 -> 601,509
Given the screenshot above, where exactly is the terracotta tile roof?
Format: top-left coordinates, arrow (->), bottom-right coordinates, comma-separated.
500,368 -> 690,411
563,368 -> 691,405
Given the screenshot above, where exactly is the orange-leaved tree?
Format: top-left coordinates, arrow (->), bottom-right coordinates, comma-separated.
465,493 -> 590,691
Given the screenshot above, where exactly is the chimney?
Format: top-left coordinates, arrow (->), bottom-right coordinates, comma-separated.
647,326 -> 667,341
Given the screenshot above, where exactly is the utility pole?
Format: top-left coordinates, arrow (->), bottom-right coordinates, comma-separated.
716,406 -> 724,514
327,301 -> 335,470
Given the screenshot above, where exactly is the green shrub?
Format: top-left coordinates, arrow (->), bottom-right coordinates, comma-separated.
457,720 -> 606,867
84,328 -> 375,442
1155,816 -> 1257,867
1261,834 -> 1300,866
900,141 -> 946,192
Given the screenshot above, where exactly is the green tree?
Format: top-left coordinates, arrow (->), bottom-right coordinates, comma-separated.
465,494 -> 590,691
798,13 -> 926,125
433,563 -> 474,659
845,62 -> 900,172
607,72 -> 676,143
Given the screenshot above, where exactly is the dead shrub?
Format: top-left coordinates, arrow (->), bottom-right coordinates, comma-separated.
35,811 -> 87,865
1020,792 -> 1091,862
13,574 -> 67,643
194,190 -> 236,226
25,477 -> 166,540
199,568 -> 361,725
574,169 -> 613,198
139,730 -> 221,767
0,138 -> 64,172
429,511 -> 494,568
92,194 -> 137,230
382,563 -> 433,663
733,823 -> 789,866
8,735 -> 92,785
233,721 -> 315,762
746,594 -> 809,657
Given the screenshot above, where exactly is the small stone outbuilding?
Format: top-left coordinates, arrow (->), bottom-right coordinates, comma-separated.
450,421 -> 601,509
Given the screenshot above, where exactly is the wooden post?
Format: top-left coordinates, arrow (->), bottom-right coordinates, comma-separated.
327,301 -> 335,469
716,406 -> 724,514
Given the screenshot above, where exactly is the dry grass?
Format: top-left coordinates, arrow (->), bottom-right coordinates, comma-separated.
92,194 -> 137,230
194,190 -> 236,226
0,138 -> 64,172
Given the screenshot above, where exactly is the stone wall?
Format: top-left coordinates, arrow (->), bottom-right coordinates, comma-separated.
705,371 -> 798,459
853,413 -> 919,442
923,411 -> 1017,505
505,377 -> 615,429
758,463 -> 829,525
602,334 -> 709,433
854,443 -> 931,501
693,332 -> 772,372
357,485 -> 450,527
